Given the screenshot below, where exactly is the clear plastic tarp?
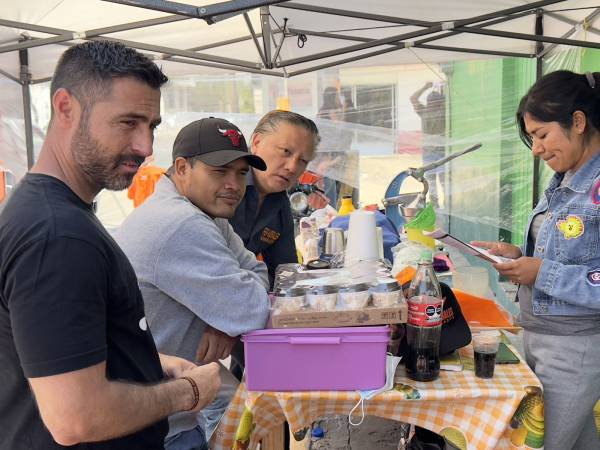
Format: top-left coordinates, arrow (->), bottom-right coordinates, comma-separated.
0,33 -> 598,245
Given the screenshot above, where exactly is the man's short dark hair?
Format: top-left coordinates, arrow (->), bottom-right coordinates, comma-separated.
50,40 -> 168,117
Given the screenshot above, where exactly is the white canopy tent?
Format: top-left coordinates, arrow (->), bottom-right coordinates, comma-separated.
1,1 -> 599,80
1,0 -> 599,168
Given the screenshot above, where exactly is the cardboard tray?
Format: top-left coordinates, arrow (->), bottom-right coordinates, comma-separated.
271,303 -> 407,329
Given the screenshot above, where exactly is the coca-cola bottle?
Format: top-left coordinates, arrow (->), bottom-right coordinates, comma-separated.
405,250 -> 443,381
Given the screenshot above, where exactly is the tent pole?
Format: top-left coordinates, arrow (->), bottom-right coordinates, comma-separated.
288,28 -> 533,59
533,9 -> 544,208
546,11 -> 600,38
166,56 -> 284,76
271,20 -> 287,67
260,6 -> 273,68
101,0 -> 289,23
453,24 -> 600,50
18,45 -> 35,170
244,12 -> 267,66
0,19 -> 259,69
276,0 -> 564,68
0,67 -> 20,84
537,8 -> 600,59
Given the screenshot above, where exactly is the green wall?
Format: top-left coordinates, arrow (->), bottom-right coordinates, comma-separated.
447,57 -> 535,247
499,58 -> 537,246
575,47 -> 600,72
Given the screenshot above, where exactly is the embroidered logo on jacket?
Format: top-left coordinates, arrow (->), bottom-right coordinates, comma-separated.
592,179 -> 600,205
587,269 -> 600,286
260,227 -> 280,244
556,215 -> 584,239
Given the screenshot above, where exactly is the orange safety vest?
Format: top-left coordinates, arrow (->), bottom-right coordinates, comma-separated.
127,165 -> 166,208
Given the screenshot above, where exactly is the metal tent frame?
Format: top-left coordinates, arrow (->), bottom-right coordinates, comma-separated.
1,0 -> 600,202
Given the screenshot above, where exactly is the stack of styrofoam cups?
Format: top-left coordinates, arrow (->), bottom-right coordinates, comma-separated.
344,209 -> 379,266
375,226 -> 384,260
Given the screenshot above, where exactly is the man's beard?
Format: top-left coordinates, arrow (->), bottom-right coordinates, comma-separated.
71,122 -> 144,191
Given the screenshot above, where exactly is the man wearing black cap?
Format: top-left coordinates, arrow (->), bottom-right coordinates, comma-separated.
115,118 -> 271,450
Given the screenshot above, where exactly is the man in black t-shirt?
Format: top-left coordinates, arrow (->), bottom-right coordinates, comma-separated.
0,41 -> 220,450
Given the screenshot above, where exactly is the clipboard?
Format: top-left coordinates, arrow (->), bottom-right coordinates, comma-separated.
423,229 -> 512,264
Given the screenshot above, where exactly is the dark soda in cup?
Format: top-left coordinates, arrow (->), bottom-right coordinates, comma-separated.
472,330 -> 500,379
474,350 -> 496,378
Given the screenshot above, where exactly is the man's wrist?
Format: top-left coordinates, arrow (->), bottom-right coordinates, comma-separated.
180,377 -> 200,411
164,377 -> 197,413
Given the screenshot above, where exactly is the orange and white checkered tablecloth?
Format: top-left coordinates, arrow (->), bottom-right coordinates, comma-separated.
214,347 -> 542,450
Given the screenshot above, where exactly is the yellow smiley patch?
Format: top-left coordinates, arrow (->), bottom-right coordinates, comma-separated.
556,215 -> 584,239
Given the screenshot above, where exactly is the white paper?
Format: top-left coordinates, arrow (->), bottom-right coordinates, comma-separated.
424,229 -> 512,264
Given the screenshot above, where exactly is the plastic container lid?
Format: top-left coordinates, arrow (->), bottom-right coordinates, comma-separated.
476,329 -> 501,337
419,249 -> 433,262
273,287 -> 306,298
305,259 -> 331,270
371,278 -> 401,292
338,283 -> 371,293
306,285 -> 338,295
243,325 -> 390,342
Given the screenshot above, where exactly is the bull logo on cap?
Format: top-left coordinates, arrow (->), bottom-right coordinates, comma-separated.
218,128 -> 243,147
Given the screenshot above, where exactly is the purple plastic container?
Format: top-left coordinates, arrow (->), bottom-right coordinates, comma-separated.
242,326 -> 389,391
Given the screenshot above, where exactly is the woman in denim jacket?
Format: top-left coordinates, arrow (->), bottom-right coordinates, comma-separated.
474,70 -> 600,450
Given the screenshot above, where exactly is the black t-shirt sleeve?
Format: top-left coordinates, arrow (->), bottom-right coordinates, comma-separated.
6,236 -> 108,378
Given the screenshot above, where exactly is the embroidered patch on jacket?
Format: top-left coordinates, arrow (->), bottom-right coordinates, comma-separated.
587,269 -> 600,286
260,227 -> 280,244
556,215 -> 584,239
592,179 -> 600,205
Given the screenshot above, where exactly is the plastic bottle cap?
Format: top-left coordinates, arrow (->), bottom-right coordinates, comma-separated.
419,249 -> 433,262
312,426 -> 325,438
305,259 -> 331,270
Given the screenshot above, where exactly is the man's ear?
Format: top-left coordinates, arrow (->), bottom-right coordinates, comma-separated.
174,157 -> 188,176
51,88 -> 79,128
250,133 -> 261,155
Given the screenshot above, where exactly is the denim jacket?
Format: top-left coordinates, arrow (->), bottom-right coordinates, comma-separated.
523,150 -> 600,316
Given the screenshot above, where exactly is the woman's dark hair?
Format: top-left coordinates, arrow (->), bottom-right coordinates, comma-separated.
516,70 -> 600,148
50,41 -> 168,118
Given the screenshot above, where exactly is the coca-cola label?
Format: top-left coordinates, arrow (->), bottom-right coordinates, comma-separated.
408,295 -> 443,327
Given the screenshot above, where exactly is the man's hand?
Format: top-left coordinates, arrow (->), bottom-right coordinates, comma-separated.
493,257 -> 543,286
471,240 -> 522,259
159,353 -> 197,379
196,326 -> 239,363
424,81 -> 433,89
180,363 -> 221,413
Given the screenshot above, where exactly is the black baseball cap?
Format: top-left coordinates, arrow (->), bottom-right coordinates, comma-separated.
172,117 -> 266,170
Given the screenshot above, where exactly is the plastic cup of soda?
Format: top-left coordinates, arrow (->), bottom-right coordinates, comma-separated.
472,330 -> 501,379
